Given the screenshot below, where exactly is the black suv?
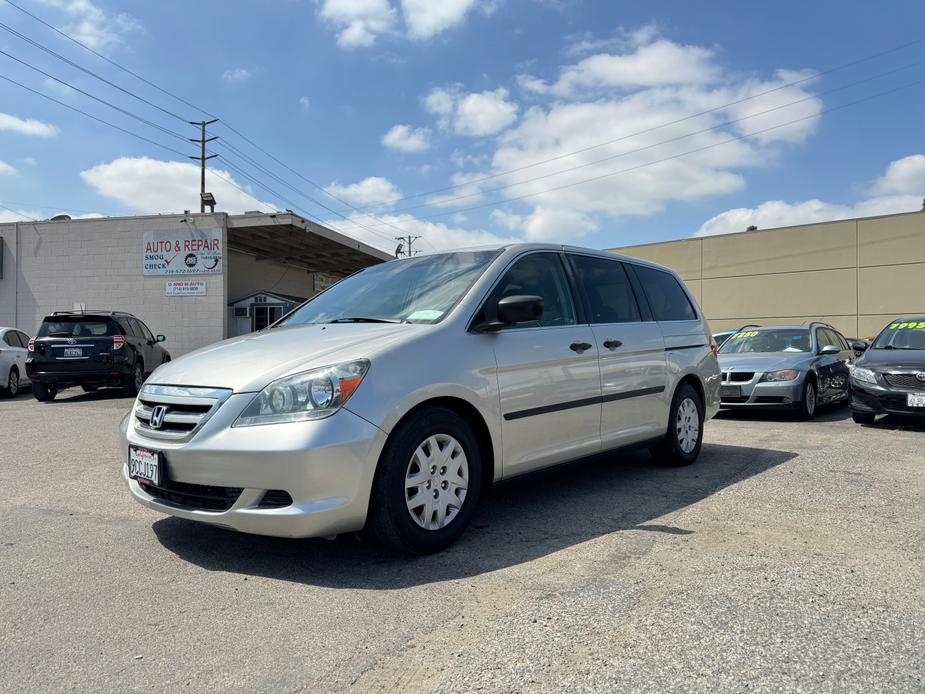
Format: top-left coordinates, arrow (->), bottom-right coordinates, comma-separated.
26,311 -> 171,401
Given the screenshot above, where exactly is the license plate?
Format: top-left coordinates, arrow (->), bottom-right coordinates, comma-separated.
129,446 -> 161,486
908,393 -> 925,408
721,385 -> 742,398
63,347 -> 82,357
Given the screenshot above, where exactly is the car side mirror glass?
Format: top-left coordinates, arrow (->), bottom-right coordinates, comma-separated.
819,344 -> 840,355
156,334 -> 166,343
851,340 -> 868,352
497,295 -> 544,325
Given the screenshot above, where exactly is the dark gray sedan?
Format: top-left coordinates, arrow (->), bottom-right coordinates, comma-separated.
717,323 -> 855,419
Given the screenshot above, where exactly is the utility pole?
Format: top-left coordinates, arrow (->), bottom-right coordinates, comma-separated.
394,235 -> 422,258
189,119 -> 219,213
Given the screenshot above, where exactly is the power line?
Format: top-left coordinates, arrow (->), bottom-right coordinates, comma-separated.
0,203 -> 39,221
0,199 -> 107,215
357,75 -> 925,226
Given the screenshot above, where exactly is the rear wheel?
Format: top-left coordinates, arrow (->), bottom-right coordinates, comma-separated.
123,361 -> 144,397
365,407 -> 482,554
32,381 -> 57,402
1,367 -> 18,397
797,378 -> 817,420
852,411 -> 875,425
650,382 -> 704,466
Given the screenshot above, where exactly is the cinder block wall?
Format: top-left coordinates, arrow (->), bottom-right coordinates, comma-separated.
226,250 -> 318,303
1,214 -> 227,357
610,211 -> 925,339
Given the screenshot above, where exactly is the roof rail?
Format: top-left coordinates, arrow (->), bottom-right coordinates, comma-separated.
806,321 -> 836,331
734,323 -> 762,332
51,309 -> 119,316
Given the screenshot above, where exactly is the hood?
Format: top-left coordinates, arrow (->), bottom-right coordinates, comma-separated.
717,352 -> 814,373
858,347 -> 925,370
147,323 -> 422,392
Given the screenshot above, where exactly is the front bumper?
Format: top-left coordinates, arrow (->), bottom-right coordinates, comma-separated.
121,392 -> 389,539
719,377 -> 803,408
850,382 -> 925,418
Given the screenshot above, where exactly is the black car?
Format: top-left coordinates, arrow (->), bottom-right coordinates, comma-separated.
849,316 -> 925,424
26,311 -> 170,401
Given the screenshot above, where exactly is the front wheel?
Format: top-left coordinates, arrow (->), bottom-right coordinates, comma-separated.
797,379 -> 817,420
123,361 -> 144,397
364,407 -> 482,554
650,382 -> 704,466
32,382 -> 57,402
1,367 -> 18,398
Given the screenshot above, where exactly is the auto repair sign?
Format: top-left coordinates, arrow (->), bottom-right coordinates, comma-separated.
143,228 -> 223,276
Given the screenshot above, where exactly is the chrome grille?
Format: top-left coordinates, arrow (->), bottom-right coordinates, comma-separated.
883,372 -> 925,390
134,385 -> 231,441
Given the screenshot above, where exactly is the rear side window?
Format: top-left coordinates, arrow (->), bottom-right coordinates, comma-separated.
569,255 -> 641,324
37,318 -> 119,338
2,332 -> 17,347
633,266 -> 697,322
486,252 -> 577,329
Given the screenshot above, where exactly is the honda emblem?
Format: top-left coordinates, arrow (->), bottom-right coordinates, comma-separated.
149,405 -> 168,429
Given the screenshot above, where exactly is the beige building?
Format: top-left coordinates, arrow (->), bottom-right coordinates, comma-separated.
610,209 -> 925,339
0,211 -> 388,356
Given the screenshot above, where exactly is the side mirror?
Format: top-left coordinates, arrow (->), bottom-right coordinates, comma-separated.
497,295 -> 543,325
851,340 -> 868,352
820,344 -> 840,355
156,334 -> 166,343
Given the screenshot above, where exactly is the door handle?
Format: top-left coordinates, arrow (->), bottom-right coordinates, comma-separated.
603,339 -> 622,350
570,341 -> 592,353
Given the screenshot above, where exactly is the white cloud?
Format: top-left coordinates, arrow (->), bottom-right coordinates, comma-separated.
324,176 -> 402,207
0,208 -> 103,223
39,0 -> 140,52
522,206 -> 597,241
694,155 -> 925,237
426,171 -> 488,207
401,0 -> 478,39
22,157 -> 38,166
563,23 -> 659,57
333,211 -> 519,253
424,85 -> 518,136
80,157 -> 275,214
0,160 -> 19,176
0,112 -> 59,138
489,209 -> 523,230
381,124 -> 432,152
319,0 -> 397,48
222,68 -> 252,83
299,96 -> 312,111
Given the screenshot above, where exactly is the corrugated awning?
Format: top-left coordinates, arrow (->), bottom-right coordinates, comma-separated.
227,212 -> 390,276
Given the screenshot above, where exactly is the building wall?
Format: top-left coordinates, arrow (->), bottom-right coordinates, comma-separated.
0,214 -> 227,357
226,250 -> 317,304
610,211 -> 925,339
0,228 -> 17,329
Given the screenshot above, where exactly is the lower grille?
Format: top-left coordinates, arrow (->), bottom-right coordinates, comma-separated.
140,479 -> 243,512
884,373 -> 925,389
258,490 -> 293,509
722,371 -> 755,383
754,396 -> 787,404
722,396 -> 750,403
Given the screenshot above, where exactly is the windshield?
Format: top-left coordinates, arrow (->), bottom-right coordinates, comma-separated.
718,328 -> 812,354
871,319 -> 925,350
37,317 -> 119,338
278,250 -> 501,326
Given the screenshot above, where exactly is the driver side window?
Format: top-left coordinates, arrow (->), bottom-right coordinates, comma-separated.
487,253 -> 577,329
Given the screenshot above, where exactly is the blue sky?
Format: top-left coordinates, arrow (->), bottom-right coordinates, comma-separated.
1,0 -> 924,253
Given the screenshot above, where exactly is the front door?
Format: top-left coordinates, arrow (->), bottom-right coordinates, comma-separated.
487,251 -> 602,477
567,253 -> 669,448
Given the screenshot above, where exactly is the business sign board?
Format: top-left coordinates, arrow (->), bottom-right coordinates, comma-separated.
165,280 -> 207,296
143,228 -> 223,276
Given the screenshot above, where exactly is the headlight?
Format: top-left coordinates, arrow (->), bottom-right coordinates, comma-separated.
760,369 -> 801,382
849,366 -> 878,385
234,360 -> 369,427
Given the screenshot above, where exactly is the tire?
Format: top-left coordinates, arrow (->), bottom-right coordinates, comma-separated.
650,382 -> 704,467
123,361 -> 144,397
32,381 -> 57,402
81,385 -> 99,393
796,378 -> 817,421
364,407 -> 482,554
1,367 -> 19,398
852,411 -> 875,425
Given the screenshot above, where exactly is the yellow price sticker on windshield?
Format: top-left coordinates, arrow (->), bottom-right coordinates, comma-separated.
731,330 -> 759,340
889,321 -> 925,330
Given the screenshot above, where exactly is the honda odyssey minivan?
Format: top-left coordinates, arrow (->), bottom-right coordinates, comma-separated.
121,244 -> 720,553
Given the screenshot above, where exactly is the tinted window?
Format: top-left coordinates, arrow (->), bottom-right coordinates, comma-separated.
15,331 -> 29,348
2,332 -> 17,347
820,328 -> 844,351
569,255 -> 640,324
37,317 -> 119,338
487,253 -> 577,329
137,320 -> 156,342
633,266 -> 697,321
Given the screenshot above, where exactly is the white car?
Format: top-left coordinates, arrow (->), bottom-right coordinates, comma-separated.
0,327 -> 31,397
122,244 -> 721,553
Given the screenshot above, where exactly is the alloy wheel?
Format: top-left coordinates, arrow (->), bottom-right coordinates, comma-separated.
8,370 -> 18,397
405,434 -> 469,530
806,383 -> 816,416
676,397 -> 700,454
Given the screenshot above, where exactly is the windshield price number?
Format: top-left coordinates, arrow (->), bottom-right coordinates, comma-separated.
889,321 -> 925,330
731,330 -> 759,340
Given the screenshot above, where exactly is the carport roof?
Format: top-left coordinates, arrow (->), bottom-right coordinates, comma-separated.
227,212 -> 391,275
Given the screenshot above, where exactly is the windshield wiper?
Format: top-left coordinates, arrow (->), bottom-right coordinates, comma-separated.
325,317 -> 401,324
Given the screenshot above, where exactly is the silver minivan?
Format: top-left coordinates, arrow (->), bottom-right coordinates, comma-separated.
121,244 -> 720,553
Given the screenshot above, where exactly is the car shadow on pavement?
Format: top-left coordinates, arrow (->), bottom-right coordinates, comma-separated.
858,415 -> 925,433
715,404 -> 850,423
42,388 -> 133,404
153,442 -> 796,588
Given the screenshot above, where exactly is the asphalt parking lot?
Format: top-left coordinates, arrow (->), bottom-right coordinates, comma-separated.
1,390 -> 923,692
